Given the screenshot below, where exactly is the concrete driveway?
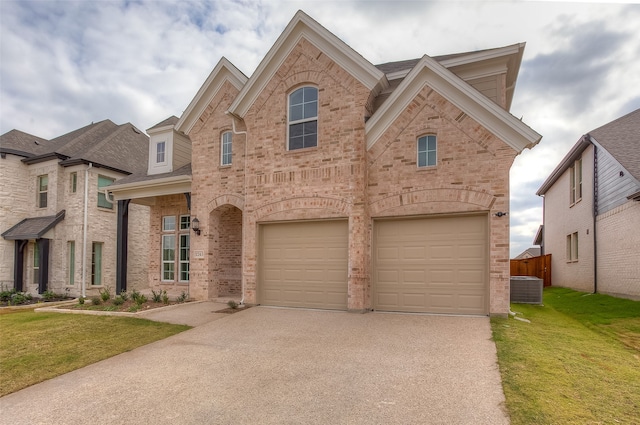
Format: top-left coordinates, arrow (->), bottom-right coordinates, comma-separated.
0,307 -> 509,424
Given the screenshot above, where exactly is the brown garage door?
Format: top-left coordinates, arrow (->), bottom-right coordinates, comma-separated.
374,215 -> 487,315
259,220 -> 348,310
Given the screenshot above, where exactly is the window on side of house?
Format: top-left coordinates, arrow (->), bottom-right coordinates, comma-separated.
33,242 -> 40,284
417,135 -> 437,168
566,232 -> 578,262
91,242 -> 103,285
68,241 -> 75,285
161,215 -> 190,282
156,141 -> 166,164
570,157 -> 582,205
179,233 -> 190,282
221,131 -> 232,166
37,174 -> 48,208
70,172 -> 77,193
288,86 -> 318,150
97,175 -> 115,209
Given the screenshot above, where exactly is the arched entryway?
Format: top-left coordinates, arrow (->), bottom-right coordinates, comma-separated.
208,204 -> 243,298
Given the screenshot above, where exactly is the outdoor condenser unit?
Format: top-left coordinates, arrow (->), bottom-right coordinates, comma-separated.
510,276 -> 543,304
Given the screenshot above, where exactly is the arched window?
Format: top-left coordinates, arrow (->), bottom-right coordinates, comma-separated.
417,135 -> 437,167
221,131 -> 232,165
288,86 -> 318,150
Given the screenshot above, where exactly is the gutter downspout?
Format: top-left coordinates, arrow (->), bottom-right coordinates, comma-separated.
225,111 -> 247,305
81,162 -> 93,298
590,136 -> 598,294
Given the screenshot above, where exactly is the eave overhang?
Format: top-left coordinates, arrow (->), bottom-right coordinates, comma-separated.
107,175 -> 192,202
366,54 -> 541,152
536,135 -> 591,196
227,10 -> 388,118
175,57 -> 248,135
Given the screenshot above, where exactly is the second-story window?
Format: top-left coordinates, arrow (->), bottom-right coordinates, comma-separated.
417,135 -> 437,168
37,175 -> 48,208
288,86 -> 318,150
221,131 -> 232,165
156,141 -> 166,164
570,157 -> 582,205
97,175 -> 115,209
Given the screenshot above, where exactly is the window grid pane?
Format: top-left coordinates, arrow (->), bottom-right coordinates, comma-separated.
92,242 -> 102,285
289,87 -> 318,150
38,175 -> 48,208
97,176 -> 115,209
179,234 -> 190,282
180,215 -> 191,231
163,216 -> 176,232
157,141 -> 166,163
417,135 -> 437,167
221,132 -> 232,165
162,235 -> 175,281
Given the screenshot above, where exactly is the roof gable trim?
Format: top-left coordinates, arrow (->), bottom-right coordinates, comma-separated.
228,10 -> 387,118
366,55 -> 541,152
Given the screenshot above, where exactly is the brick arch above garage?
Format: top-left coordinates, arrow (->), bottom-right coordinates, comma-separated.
253,196 -> 351,222
369,188 -> 496,217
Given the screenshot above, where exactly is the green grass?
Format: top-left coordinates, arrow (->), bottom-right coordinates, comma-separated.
492,287 -> 640,425
0,309 -> 190,396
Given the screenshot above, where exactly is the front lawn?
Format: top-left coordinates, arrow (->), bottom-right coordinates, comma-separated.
492,287 -> 640,424
0,309 -> 190,396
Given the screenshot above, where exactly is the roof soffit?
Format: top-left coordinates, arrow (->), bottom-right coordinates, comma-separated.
175,57 -> 248,135
366,54 -> 541,152
227,10 -> 388,118
107,175 -> 192,201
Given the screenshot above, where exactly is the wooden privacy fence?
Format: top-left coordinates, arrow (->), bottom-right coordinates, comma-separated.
510,254 -> 552,287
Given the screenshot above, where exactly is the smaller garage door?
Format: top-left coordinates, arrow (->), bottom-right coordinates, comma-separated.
259,220 -> 348,310
374,215 -> 488,315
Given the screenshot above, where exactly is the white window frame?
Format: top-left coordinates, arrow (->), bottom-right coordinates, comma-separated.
566,232 -> 579,262
37,174 -> 48,208
156,141 -> 166,164
287,86 -> 318,150
70,172 -> 77,193
570,158 -> 582,206
97,175 -> 115,209
161,215 -> 190,282
221,131 -> 232,166
91,242 -> 103,285
417,135 -> 437,168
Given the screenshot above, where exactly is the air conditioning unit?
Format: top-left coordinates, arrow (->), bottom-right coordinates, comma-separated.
510,276 -> 543,304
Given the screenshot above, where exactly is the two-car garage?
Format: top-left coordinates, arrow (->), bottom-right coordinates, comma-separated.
258,214 -> 488,315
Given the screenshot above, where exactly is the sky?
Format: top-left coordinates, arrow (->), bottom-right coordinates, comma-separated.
1,0 -> 639,257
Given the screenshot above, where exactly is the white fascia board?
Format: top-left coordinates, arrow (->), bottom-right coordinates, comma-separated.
228,10 -> 387,118
175,57 -> 248,135
366,55 -> 541,152
439,43 -> 524,68
108,175 -> 192,201
147,125 -> 175,136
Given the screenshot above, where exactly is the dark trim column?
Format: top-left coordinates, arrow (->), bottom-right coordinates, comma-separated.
13,240 -> 27,292
184,193 -> 191,211
116,199 -> 131,295
38,238 -> 49,294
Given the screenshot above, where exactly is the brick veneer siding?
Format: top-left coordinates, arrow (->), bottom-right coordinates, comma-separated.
543,145 -> 595,292
597,200 -> 640,300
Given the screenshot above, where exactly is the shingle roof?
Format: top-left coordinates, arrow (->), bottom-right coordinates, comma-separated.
111,162 -> 192,186
0,129 -> 51,157
589,108 -> 640,180
6,120 -> 149,175
1,210 -> 65,240
148,116 -> 179,131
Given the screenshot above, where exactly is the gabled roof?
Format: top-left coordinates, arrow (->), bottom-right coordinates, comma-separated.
589,108 -> 640,180
107,163 -> 192,202
537,108 -> 640,195
366,54 -> 541,152
11,120 -> 149,175
176,58 -> 248,134
0,129 -> 51,158
227,10 -> 388,118
148,116 -> 180,132
2,210 -> 65,240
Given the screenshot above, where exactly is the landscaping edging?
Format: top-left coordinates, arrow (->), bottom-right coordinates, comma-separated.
1,299 -> 77,311
35,300 -> 205,318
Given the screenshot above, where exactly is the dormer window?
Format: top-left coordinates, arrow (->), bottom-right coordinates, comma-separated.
156,141 -> 166,164
288,86 -> 318,150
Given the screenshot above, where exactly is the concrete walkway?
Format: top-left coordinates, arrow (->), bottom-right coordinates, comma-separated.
0,306 -> 509,424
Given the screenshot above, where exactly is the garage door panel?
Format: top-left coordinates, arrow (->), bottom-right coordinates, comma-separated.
374,215 -> 487,315
260,220 -> 348,310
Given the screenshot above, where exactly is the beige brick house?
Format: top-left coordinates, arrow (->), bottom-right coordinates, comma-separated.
0,120 -> 149,298
108,11 -> 540,315
537,108 -> 640,300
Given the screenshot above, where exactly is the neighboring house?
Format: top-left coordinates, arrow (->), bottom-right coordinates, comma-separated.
0,120 -> 150,297
108,11 -> 541,316
514,247 -> 541,260
537,108 -> 640,300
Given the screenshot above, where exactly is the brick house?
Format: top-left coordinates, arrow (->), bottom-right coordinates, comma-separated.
0,120 -> 150,298
108,11 -> 541,315
537,108 -> 640,300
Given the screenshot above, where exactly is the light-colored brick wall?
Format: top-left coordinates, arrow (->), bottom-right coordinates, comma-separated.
543,145 -> 595,292
368,86 -> 517,315
596,200 -> 640,300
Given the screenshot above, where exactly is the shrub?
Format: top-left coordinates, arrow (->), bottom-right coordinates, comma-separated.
227,300 -> 238,309
162,291 -> 169,305
134,294 -> 147,306
176,291 -> 188,303
78,297 -> 85,305
113,295 -> 124,306
91,296 -> 101,306
99,287 -> 111,302
151,289 -> 162,303
120,291 -> 129,301
42,290 -> 57,301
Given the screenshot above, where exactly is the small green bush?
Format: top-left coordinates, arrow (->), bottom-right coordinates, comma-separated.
42,290 -> 56,301
151,289 -> 162,303
91,296 -> 101,306
78,297 -> 85,305
135,294 -> 147,306
227,300 -> 238,309
113,295 -> 124,306
162,291 -> 169,305
176,291 -> 188,303
120,291 -> 129,301
99,287 -> 111,302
